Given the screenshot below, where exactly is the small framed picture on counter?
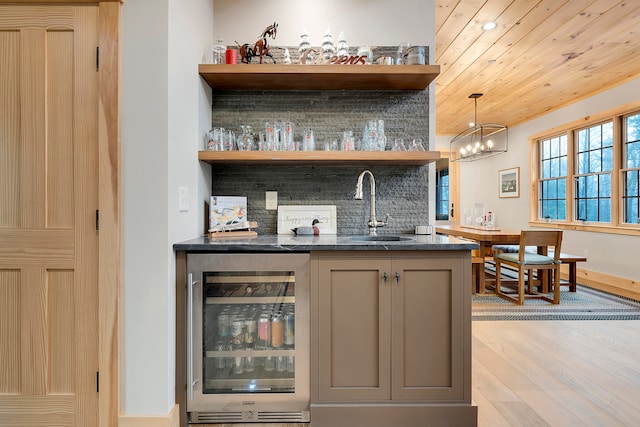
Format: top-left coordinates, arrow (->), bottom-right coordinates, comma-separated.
499,167 -> 519,198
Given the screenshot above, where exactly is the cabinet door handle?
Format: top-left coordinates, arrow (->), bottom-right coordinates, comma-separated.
395,272 -> 400,285
187,273 -> 200,401
383,271 -> 388,285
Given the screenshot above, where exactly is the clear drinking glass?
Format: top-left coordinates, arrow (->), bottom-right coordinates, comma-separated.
392,138 -> 406,151
396,42 -> 411,65
376,119 -> 387,150
303,129 -> 315,151
217,127 -> 227,151
258,132 -> 266,151
324,137 -> 338,151
409,138 -> 425,151
357,45 -> 373,64
486,212 -> 496,228
245,354 -> 255,372
283,122 -> 295,151
232,355 -> 244,374
273,123 -> 282,151
363,120 -> 377,151
463,208 -> 473,226
237,125 -> 251,151
245,125 -> 255,150
206,129 -> 216,151
219,129 -> 235,151
341,130 -> 355,151
263,356 -> 275,372
265,122 -> 275,151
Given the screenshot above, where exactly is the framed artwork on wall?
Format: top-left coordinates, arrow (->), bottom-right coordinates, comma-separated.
499,167 -> 520,198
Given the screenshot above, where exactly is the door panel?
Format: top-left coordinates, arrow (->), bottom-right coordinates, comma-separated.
49,270 -> 75,393
0,30 -> 21,228
391,257 -> 466,401
317,257 -> 391,401
47,30 -> 75,228
0,5 -> 99,426
0,269 -> 20,394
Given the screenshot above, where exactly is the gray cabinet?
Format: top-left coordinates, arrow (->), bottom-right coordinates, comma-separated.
310,251 -> 476,426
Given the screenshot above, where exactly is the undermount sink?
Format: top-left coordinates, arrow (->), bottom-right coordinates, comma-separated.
349,235 -> 413,242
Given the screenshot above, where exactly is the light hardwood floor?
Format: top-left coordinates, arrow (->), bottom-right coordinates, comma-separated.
473,320 -> 640,427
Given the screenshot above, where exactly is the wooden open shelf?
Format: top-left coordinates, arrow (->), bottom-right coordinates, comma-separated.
198,64 -> 440,91
198,150 -> 441,166
198,63 -> 441,165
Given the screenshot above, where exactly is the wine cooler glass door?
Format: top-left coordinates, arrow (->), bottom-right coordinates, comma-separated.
187,253 -> 310,422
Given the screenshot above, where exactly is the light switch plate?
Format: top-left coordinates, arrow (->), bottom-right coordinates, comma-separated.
266,191 -> 278,210
179,187 -> 189,212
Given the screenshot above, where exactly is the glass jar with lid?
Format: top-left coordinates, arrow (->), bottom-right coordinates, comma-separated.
212,37 -> 226,64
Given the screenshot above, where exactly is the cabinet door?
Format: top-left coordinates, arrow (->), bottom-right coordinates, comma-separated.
391,256 -> 467,401
316,257 -> 391,401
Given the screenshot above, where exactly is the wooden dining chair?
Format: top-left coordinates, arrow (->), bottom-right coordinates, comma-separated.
495,230 -> 563,305
471,250 -> 485,293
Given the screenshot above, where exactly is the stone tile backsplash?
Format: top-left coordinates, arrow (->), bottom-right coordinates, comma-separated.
211,165 -> 429,235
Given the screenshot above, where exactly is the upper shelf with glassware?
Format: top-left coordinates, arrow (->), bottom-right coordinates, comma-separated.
198,150 -> 441,166
198,64 -> 440,91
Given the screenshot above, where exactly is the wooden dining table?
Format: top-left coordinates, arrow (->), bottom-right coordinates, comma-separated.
435,224 -> 522,294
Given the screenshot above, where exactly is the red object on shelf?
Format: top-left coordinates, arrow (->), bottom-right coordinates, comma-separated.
225,48 -> 238,64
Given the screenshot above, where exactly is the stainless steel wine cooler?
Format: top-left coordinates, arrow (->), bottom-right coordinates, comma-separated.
186,253 -> 310,423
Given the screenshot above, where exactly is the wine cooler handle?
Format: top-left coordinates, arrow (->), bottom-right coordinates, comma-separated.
187,273 -> 199,401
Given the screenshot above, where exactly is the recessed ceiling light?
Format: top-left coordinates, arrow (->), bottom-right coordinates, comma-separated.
482,21 -> 497,31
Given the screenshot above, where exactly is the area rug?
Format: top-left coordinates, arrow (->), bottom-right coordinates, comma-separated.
472,285 -> 640,320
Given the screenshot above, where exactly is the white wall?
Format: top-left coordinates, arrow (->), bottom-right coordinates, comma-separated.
213,0 -> 433,47
121,0 -> 213,415
437,77 -> 640,282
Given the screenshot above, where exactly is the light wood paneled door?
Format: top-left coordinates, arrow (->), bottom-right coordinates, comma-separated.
0,4 -> 99,426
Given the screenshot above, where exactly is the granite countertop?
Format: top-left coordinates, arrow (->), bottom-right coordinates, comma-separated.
173,233 -> 478,252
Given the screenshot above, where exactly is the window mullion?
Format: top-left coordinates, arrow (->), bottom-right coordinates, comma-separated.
529,138 -> 539,222
567,130 -> 576,222
612,116 -> 622,225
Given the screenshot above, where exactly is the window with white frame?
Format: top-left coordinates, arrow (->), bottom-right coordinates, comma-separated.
531,104 -> 640,234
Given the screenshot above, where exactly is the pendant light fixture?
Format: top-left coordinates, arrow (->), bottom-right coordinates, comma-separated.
450,93 -> 508,162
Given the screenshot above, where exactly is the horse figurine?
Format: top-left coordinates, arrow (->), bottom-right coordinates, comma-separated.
237,22 -> 278,64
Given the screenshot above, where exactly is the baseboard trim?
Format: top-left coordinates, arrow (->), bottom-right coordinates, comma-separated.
572,268 -> 640,301
311,403 -> 477,427
119,404 -> 180,427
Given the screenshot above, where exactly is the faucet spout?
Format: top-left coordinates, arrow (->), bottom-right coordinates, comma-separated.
355,170 -> 385,235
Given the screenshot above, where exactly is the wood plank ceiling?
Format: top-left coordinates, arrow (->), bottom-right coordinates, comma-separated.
435,0 -> 640,135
